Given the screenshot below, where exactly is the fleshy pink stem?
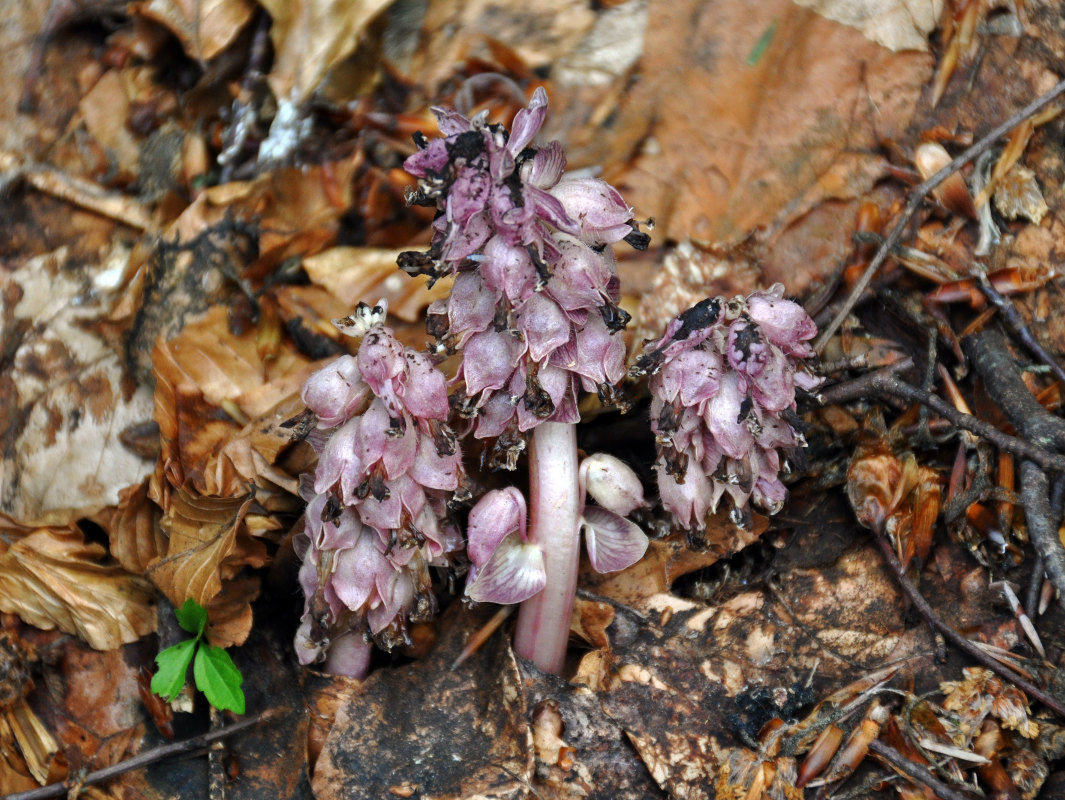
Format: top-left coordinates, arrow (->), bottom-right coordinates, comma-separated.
513,421 -> 581,673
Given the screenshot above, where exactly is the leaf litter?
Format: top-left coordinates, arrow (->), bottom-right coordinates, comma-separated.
3,0 -> 1065,798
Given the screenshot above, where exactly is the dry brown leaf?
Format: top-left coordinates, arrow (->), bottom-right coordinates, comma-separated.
0,245 -> 155,526
260,0 -> 395,104
146,488 -> 254,612
301,247 -> 450,323
77,69 -> 141,176
93,480 -> 166,575
794,0 -> 944,52
0,528 -> 156,650
555,0 -> 931,259
409,0 -> 599,89
134,0 -> 256,61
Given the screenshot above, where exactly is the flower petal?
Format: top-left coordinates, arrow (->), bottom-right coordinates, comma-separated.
465,532 -> 545,604
581,507 -> 648,573
467,487 -> 526,566
580,453 -> 645,516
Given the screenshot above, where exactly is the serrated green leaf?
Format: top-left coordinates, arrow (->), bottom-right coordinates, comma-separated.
151,638 -> 197,702
174,598 -> 208,638
194,644 -> 246,714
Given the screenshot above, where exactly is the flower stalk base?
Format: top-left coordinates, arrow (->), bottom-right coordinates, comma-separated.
512,422 -> 581,674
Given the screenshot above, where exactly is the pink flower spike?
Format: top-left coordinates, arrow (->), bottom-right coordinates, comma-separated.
465,531 -> 546,604
467,487 -> 527,567
580,453 -> 645,516
581,506 -> 649,573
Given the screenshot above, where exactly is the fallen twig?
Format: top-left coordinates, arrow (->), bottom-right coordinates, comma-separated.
814,76 -> 1065,353
963,329 -> 1065,600
1,711 -> 274,800
868,739 -> 977,800
975,270 -> 1065,387
874,535 -> 1065,718
834,367 -> 1065,473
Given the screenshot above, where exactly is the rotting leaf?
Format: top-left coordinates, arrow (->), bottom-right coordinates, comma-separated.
0,528 -> 156,650
0,245 -> 155,526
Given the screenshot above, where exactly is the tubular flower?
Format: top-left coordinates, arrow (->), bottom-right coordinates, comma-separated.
400,88 -> 649,468
464,453 -> 649,604
294,301 -> 467,675
631,286 -> 821,531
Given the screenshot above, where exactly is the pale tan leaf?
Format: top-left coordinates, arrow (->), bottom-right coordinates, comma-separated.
146,488 -> 254,611
793,0 -> 944,53
134,0 -> 256,61
260,0 -> 396,103
0,246 -> 155,526
0,528 -> 156,650
302,247 -> 451,323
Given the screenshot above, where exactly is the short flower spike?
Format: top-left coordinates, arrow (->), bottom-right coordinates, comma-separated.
633,285 -> 821,531
294,301 -> 467,676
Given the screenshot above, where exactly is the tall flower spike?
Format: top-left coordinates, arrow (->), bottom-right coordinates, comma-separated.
632,286 -> 821,532
295,300 -> 467,677
400,88 -> 649,468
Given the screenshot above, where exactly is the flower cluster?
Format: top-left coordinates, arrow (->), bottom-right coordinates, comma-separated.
464,452 -> 649,604
294,301 -> 466,676
631,286 -> 821,531
400,88 -> 649,467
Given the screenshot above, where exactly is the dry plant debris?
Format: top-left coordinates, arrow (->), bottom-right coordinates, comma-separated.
4,0 -> 1065,798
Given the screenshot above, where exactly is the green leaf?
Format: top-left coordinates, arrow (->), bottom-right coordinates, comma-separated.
174,598 -> 208,639
151,639 -> 197,702
194,644 -> 246,714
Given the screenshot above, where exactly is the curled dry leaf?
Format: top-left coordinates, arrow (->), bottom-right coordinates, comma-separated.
0,246 -> 155,526
0,528 -> 156,650
134,0 -> 256,61
93,480 -> 166,575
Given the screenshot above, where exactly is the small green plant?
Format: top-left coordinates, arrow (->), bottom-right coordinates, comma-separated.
151,599 -> 245,714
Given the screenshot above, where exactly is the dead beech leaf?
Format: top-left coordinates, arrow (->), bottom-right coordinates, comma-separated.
0,246 -> 155,526
793,0 -> 944,52
0,528 -> 156,650
78,70 -> 140,176
134,0 -> 256,61
302,247 -> 450,323
260,0 -> 395,104
557,0 -> 931,253
94,480 -> 166,575
146,488 -> 254,613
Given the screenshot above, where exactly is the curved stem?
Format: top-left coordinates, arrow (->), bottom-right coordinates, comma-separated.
513,422 -> 581,674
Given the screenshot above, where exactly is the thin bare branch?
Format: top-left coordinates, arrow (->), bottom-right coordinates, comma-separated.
2,711 -> 274,800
